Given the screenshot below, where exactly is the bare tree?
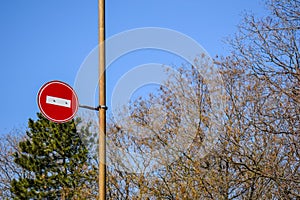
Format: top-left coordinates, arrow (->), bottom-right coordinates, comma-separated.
104,0 -> 300,199
0,130 -> 30,199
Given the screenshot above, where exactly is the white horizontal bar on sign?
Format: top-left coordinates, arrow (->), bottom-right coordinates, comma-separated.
46,95 -> 71,108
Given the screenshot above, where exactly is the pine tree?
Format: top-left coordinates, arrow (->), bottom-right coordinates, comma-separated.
10,113 -> 96,199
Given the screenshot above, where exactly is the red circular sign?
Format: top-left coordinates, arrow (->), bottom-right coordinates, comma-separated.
37,80 -> 78,123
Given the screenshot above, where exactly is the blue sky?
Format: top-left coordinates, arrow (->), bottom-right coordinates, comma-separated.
0,0 -> 267,133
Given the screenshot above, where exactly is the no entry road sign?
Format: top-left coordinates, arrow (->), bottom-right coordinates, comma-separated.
37,80 -> 78,123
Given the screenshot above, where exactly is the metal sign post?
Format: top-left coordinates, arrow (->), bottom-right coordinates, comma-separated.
98,0 -> 106,199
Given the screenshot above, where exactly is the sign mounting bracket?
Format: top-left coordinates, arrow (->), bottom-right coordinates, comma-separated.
79,104 -> 108,111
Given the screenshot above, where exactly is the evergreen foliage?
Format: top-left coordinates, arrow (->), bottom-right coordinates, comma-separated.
10,113 -> 95,199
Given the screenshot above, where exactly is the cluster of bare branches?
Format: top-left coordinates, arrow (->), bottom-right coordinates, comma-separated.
0,131 -> 31,199
105,0 -> 300,199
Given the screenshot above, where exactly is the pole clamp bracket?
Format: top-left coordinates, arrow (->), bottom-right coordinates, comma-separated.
97,105 -> 108,110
